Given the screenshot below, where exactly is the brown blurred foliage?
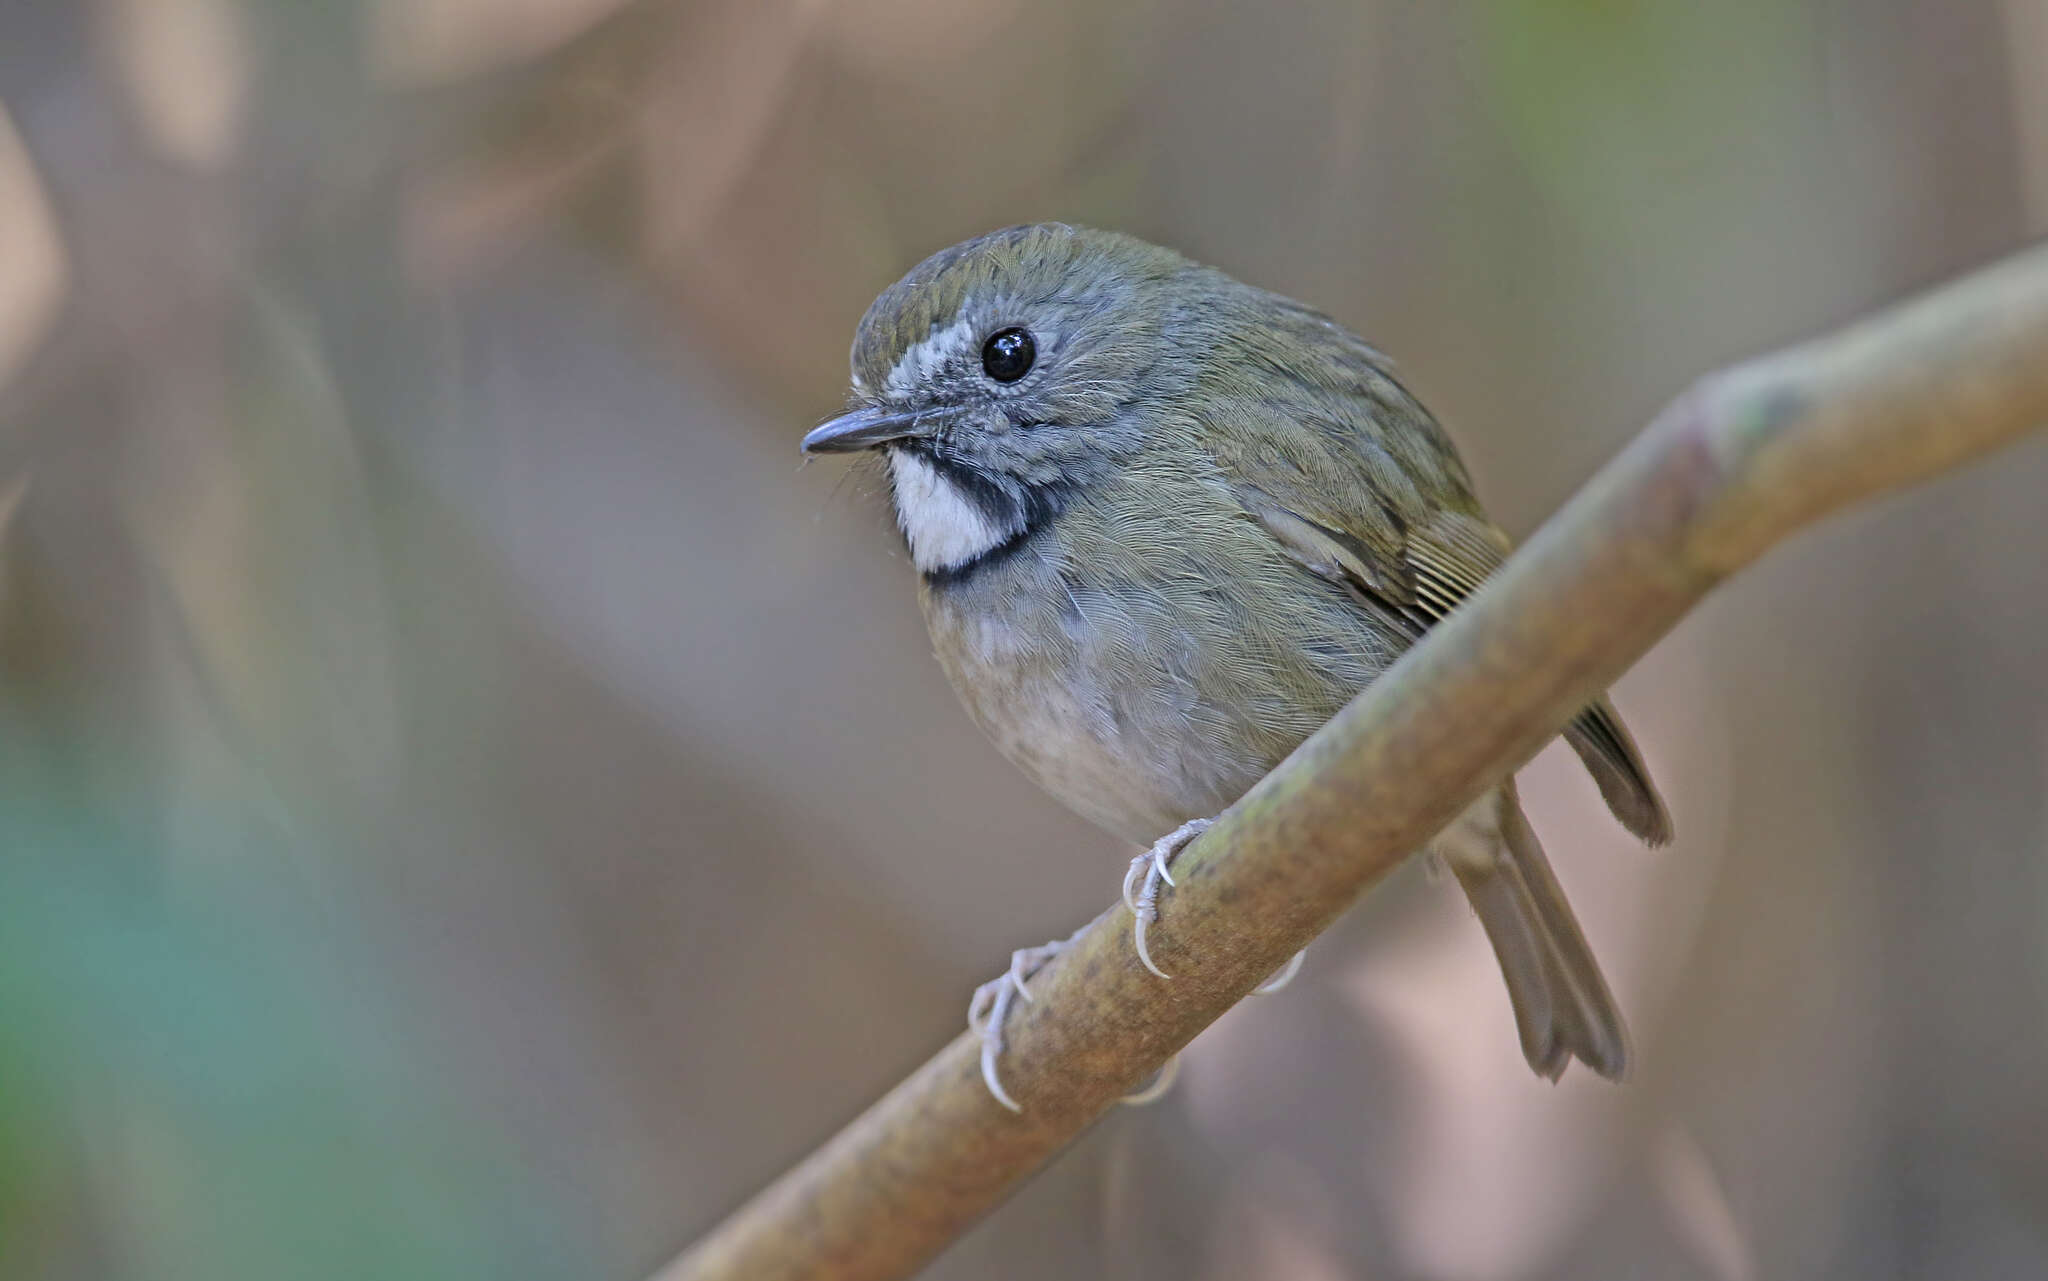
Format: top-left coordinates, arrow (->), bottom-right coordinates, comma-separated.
1,2 -> 2045,1278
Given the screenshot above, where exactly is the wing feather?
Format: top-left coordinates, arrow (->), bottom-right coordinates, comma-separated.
1199,318 -> 1671,844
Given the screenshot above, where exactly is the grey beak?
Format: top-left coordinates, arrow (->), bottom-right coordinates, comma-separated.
801,407 -> 930,454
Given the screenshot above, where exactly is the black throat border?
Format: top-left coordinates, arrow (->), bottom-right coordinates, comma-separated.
895,439 -> 1070,587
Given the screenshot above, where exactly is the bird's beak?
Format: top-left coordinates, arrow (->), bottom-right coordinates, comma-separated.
801,407 -> 931,454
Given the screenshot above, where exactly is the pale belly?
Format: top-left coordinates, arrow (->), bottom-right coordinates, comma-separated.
921,570 -> 1375,846
947,647 -> 1245,844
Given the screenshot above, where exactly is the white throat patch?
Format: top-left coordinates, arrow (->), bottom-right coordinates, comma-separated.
887,449 -> 1014,573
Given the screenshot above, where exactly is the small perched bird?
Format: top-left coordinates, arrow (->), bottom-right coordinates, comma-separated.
803,224 -> 1670,1109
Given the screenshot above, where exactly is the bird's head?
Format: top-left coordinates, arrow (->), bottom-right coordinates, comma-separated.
803,223 -> 1203,576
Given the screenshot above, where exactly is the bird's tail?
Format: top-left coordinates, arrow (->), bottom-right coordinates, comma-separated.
1444,782 -> 1629,1081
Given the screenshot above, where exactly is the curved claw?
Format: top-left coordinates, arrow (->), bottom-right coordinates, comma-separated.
1132,909 -> 1171,980
1007,949 -> 1037,1003
972,933 -> 1087,1111
1150,841 -> 1176,888
1119,1052 -> 1181,1106
980,1039 -> 1022,1112
1254,947 -> 1307,995
977,980 -> 1023,1113
1125,818 -> 1215,981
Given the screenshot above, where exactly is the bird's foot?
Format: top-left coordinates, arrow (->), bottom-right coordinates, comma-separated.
968,926 -> 1185,1112
1121,818 -> 1213,978
1120,817 -> 1309,990
968,929 -> 1084,1112
966,815 -> 1308,1113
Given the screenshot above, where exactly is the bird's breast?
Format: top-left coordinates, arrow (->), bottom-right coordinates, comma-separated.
918,508 -> 1395,846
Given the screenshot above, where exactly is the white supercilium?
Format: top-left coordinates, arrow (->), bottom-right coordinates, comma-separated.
883,316 -> 977,398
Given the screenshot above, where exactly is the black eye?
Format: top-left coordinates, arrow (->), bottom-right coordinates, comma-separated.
981,327 -> 1036,383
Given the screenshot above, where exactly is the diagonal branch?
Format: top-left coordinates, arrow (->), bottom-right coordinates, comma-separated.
658,241 -> 2048,1281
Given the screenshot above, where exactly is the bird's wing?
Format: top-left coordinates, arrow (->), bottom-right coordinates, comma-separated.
1198,330 -> 1672,844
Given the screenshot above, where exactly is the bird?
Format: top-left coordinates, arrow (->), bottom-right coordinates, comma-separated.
801,223 -> 1671,1110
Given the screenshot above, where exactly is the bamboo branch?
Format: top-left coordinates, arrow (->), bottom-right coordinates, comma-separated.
658,242 -> 2048,1281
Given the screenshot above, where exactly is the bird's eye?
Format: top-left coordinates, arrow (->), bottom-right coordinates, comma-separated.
981,327 -> 1036,383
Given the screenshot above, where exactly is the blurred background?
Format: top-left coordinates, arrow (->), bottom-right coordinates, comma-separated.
2,1 -> 2046,1278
